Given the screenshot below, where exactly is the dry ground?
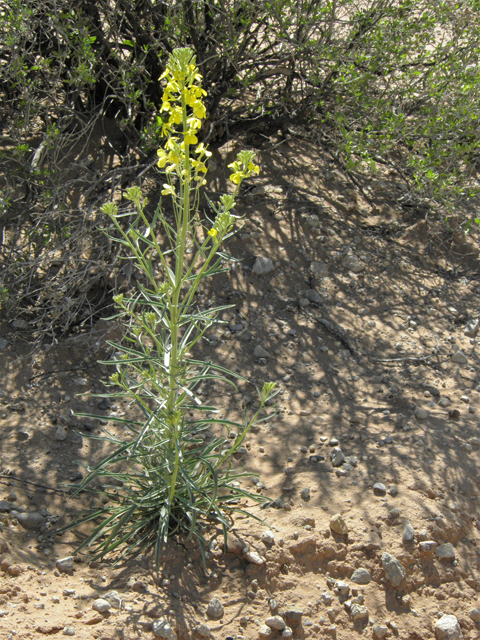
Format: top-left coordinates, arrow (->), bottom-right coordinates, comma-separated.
1,133 -> 480,640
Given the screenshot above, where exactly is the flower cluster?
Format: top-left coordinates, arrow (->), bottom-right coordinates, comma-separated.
228,150 -> 260,185
157,48 -> 211,182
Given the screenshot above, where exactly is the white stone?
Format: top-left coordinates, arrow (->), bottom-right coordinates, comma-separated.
436,543 -> 455,561
245,550 -> 265,565
350,604 -> 368,620
92,598 -> 111,613
152,619 -> 176,639
434,614 -> 462,639
265,616 -> 286,630
261,531 -> 275,545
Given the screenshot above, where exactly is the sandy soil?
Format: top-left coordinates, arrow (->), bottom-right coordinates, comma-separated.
1,134 -> 480,640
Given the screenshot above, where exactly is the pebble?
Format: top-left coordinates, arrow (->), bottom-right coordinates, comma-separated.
434,614 -> 462,640
382,552 -> 406,587
55,426 -> 68,441
152,619 -> 176,639
259,624 -> 273,637
195,623 -> 211,637
0,500 -> 14,512
92,598 -> 111,613
330,447 -> 345,467
330,513 -> 348,535
12,511 -> 45,531
305,289 -> 323,304
283,608 -> 303,622
329,438 -> 339,446
419,541 -> 437,553
451,350 -> 468,364
465,318 -> 480,337
265,616 -> 286,630
252,257 -> 275,275
261,531 -> 275,545
373,483 -> 387,496
402,520 -> 415,544
310,261 -> 329,278
469,608 -> 480,623
254,345 -> 270,359
62,627 -> 76,636
300,488 -> 310,501
388,485 -> 398,497
245,550 -> 265,565
102,591 -> 123,610
438,397 -> 451,407
436,543 -> 455,561
206,597 -> 224,619
282,627 -> 293,638
335,580 -> 350,596
414,408 -> 429,420
56,557 -> 75,575
351,568 -> 371,585
373,624 -> 389,639
350,604 -> 369,620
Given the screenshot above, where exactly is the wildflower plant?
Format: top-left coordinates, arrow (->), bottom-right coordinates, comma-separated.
62,48 -> 276,566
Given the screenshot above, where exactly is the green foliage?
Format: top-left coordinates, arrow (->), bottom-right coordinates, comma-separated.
1,0 -> 480,336
57,50 -> 276,565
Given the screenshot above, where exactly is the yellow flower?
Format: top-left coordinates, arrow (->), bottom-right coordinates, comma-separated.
157,149 -> 167,168
161,184 -> 175,196
208,228 -> 218,237
184,133 -> 198,145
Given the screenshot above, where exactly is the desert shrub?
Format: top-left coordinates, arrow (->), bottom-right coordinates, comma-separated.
1,0 -> 479,337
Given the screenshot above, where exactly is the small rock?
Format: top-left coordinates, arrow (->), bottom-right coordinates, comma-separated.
351,568 -> 371,585
0,500 -> 14,512
451,350 -> 468,364
310,262 -> 329,278
265,616 -> 286,630
305,289 -> 323,304
300,488 -> 310,501
419,541 -> 437,553
55,426 -> 68,441
321,592 -> 333,605
206,598 -> 224,620
434,614 -> 462,639
438,397 -> 451,407
261,531 -> 275,545
56,556 -> 75,575
342,253 -> 364,273
283,608 -> 303,623
12,511 -> 45,530
436,543 -> 455,561
252,257 -> 274,276
373,482 -> 387,496
103,590 -> 123,610
388,485 -> 398,497
62,626 -> 76,636
382,552 -> 406,587
152,619 -> 176,639
469,608 -> 480,623
402,520 -> 415,543
92,598 -> 111,613
97,398 -> 111,410
282,627 -> 293,638
335,580 -> 350,596
245,550 -> 265,565
330,513 -> 348,535
373,624 -> 389,639
350,604 -> 368,620
259,624 -> 273,637
254,345 -> 270,359
12,318 -> 29,330
465,318 -> 480,337
195,623 -> 211,637
330,447 -> 345,467
415,408 -> 429,420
